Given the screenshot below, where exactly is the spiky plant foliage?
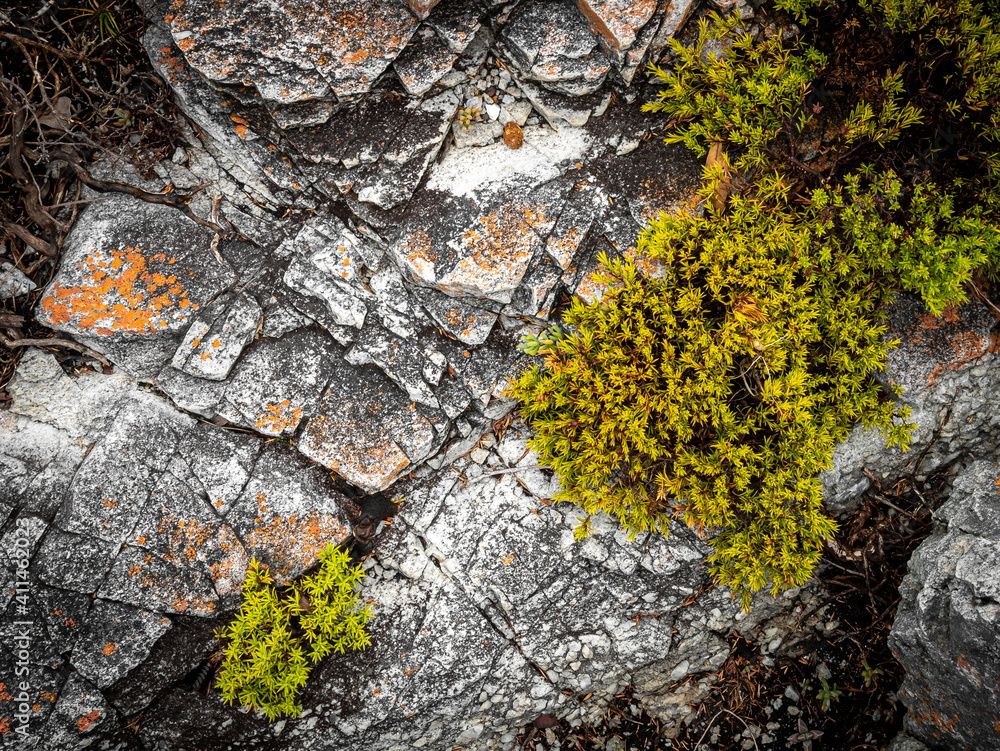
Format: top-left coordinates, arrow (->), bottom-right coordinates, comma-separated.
511,0 -> 1000,606
214,546 -> 371,720
509,197 -> 913,606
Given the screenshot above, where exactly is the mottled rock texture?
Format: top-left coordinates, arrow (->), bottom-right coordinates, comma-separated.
3,0 -> 999,748
890,460 -> 1000,751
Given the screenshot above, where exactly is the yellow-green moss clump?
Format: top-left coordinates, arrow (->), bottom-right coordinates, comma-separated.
509,0 -> 1000,607
214,545 -> 371,720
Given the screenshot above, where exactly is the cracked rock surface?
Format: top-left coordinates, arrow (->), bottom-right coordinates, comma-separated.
2,0 -> 1000,749
889,460 -> 1000,751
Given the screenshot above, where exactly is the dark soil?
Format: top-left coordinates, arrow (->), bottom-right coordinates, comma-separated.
1,0 -> 184,393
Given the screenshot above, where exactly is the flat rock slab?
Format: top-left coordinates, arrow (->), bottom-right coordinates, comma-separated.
226,442 -> 351,584
299,362 -> 436,492
35,193 -> 237,379
166,0 -> 421,102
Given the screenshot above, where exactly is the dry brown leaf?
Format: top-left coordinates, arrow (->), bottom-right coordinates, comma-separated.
705,139 -> 731,212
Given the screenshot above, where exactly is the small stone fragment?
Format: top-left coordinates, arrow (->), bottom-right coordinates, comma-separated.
504,121 -> 524,149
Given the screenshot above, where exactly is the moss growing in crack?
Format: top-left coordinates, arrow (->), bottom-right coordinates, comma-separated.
214,545 -> 371,720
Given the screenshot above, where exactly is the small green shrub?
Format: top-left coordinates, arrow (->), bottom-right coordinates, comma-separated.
644,12 -> 827,204
511,1 -> 1000,606
214,546 -> 371,720
509,198 -> 911,605
810,167 -> 1000,314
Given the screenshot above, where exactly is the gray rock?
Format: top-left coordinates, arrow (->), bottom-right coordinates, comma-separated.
0,261 -> 36,299
32,528 -> 117,594
34,193 -> 237,379
221,329 -> 338,436
394,27 -> 459,97
40,673 -> 119,749
171,291 -> 262,380
889,460 -> 1000,751
71,600 -> 172,689
165,0 -> 420,103
886,733 -> 933,751
298,362 -> 436,491
500,0 -> 611,96
822,293 -> 999,516
453,118 -> 504,148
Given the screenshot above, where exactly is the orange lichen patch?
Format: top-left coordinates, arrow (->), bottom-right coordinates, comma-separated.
546,226 -> 585,270
402,0 -> 442,18
0,684 -> 10,702
254,399 -> 304,435
102,643 -> 117,656
0,717 -> 8,734
516,202 -> 557,237
399,230 -> 437,281
575,0 -> 657,50
38,247 -> 196,335
77,710 -> 101,732
444,204 -> 540,296
301,414 -> 411,490
244,511 -> 350,584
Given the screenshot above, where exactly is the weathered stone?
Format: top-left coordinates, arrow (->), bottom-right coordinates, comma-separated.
221,329 -> 338,436
104,617 -> 218,717
299,362 -> 437,491
178,423 -> 260,516
452,118 -> 504,148
54,400 -> 192,544
226,442 -> 351,584
0,261 -> 36,299
890,460 -> 1000,751
395,125 -> 591,301
822,293 -> 999,514
500,0 -> 611,96
32,528 -> 117,594
40,672 -> 118,749
394,27 -> 459,96
170,291 -> 262,380
426,0 -> 483,53
127,471 -> 250,606
71,600 -> 172,690
345,323 -> 441,407
166,0 -> 421,102
420,290 -> 499,344
35,194 -> 237,379
575,0 -> 659,52
403,0 -> 444,19
99,543 -> 219,616
355,90 -> 458,209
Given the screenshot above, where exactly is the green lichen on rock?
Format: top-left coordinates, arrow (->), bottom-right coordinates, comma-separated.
214,545 -> 371,720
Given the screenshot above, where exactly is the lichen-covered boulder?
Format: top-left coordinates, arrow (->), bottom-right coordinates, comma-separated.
35,193 -> 237,379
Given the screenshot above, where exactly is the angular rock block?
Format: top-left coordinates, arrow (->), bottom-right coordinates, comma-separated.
500,0 -> 611,96
36,194 -> 237,379
890,460 -> 1000,751
226,442 -> 352,584
166,0 -> 421,102
299,362 -> 436,491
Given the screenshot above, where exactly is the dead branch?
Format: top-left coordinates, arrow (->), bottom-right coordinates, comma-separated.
0,313 -> 27,328
47,149 -> 230,235
0,334 -> 110,365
